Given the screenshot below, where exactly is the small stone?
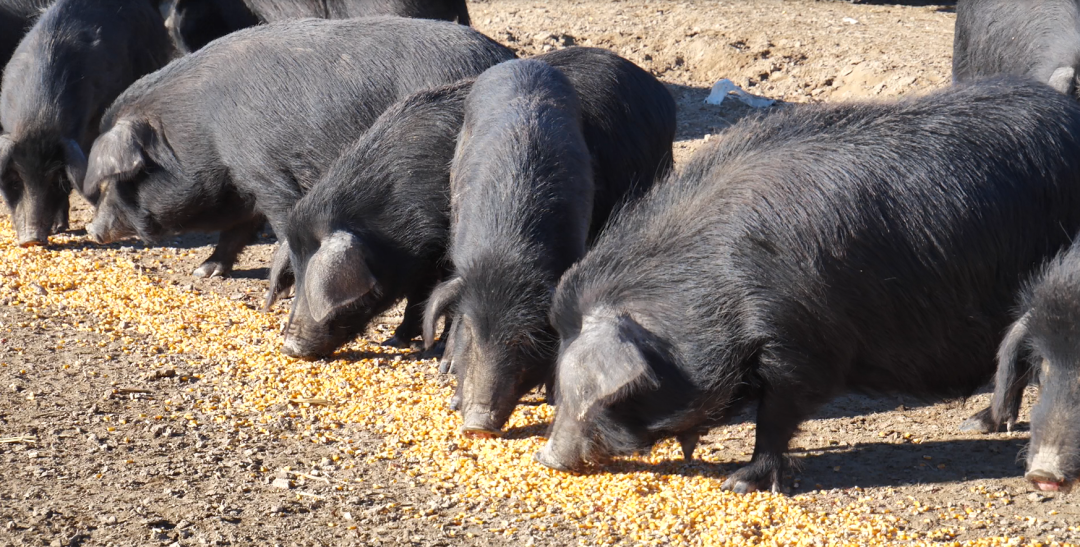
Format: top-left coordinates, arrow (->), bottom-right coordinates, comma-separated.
1028,492 -> 1049,502
271,478 -> 292,490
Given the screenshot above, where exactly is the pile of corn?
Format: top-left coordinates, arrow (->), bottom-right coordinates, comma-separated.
0,217 -> 1072,546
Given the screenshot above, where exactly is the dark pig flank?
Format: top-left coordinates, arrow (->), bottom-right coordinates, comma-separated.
0,0 -> 174,247
964,242 -> 1080,493
953,0 -> 1080,96
536,79 -> 1080,493
285,47 -> 674,360
280,81 -> 473,359
163,0 -> 470,53
424,59 -> 594,438
84,17 -> 513,278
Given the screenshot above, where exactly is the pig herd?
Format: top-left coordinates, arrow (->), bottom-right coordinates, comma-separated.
0,0 -> 1079,495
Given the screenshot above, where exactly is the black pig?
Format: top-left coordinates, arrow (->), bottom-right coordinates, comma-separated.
953,0 -> 1080,95
280,81 -> 473,357
280,48 -> 675,359
163,0 -> 469,53
962,242 -> 1080,492
536,79 -> 1080,493
422,47 -> 676,432
421,59 -> 594,437
84,17 -> 512,278
0,0 -> 174,246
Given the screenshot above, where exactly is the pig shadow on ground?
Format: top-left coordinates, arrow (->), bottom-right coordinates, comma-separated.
667,83 -> 786,142
711,393 -> 948,429
845,0 -> 954,8
46,230 -> 274,279
330,348 -> 427,364
503,422 -> 551,441
572,437 -> 1027,489
783,437 -> 1028,491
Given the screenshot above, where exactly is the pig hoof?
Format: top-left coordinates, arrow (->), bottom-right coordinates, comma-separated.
959,409 -> 998,434
422,341 -> 446,361
192,261 -> 230,278
721,478 -> 758,494
381,335 -> 418,349
721,467 -> 780,494
438,356 -> 454,375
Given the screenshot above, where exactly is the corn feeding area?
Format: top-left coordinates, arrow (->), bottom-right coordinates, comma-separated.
0,217 -> 1075,546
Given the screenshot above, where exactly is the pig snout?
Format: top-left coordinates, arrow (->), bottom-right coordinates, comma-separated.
85,219 -> 110,245
281,319 -> 334,360
1025,449 -> 1075,492
13,206 -> 51,247
460,404 -> 506,438
281,334 -> 324,360
534,441 -> 581,473
17,231 -> 48,247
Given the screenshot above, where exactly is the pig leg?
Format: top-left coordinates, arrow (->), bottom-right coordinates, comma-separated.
961,316 -> 1033,433
722,352 -> 826,493
384,273 -> 444,348
51,194 -> 70,234
960,359 -> 1033,433
721,391 -> 806,494
382,294 -> 427,348
192,216 -> 264,278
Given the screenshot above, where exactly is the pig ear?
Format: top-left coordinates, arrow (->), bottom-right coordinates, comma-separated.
422,277 -> 463,350
0,134 -> 12,177
1048,67 -> 1076,95
61,138 -> 87,193
303,230 -> 377,324
561,312 -> 658,419
84,120 -> 147,203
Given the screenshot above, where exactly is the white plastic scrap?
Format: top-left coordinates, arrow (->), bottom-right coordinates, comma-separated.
704,79 -> 776,108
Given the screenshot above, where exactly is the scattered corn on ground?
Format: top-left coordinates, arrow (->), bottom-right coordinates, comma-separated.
0,217 -> 1073,546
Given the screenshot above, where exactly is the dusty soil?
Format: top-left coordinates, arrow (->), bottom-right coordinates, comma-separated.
2,1 -> 1079,546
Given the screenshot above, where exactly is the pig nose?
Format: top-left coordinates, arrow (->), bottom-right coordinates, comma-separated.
281,336 -> 318,360
461,406 -> 504,438
534,443 -> 575,472
1026,468 -> 1067,491
86,224 -> 107,245
17,233 -> 47,247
